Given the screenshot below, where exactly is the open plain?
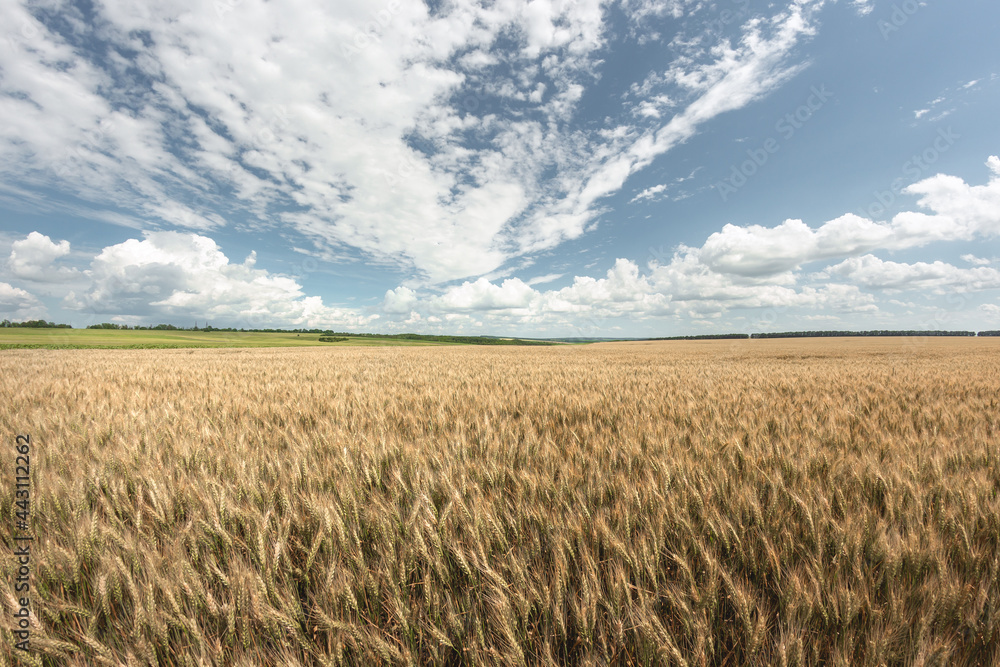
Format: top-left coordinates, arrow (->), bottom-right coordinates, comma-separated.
1,338 -> 998,665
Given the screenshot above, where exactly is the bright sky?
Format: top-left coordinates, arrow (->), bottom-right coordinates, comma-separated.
1,0 -> 998,336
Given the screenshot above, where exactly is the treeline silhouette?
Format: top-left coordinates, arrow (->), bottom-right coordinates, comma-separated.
651,333 -> 750,341
319,332 -> 554,345
749,330 -> 980,338
1,319 -> 72,328
384,333 -> 554,346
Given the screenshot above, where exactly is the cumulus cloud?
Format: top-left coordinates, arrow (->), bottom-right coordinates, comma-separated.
382,286 -> 419,315
693,157 -> 1000,277
435,277 -> 536,311
697,216 -> 889,277
7,232 -> 80,282
380,252 -> 876,332
64,232 -> 376,328
823,255 -> 1000,293
0,282 -> 46,320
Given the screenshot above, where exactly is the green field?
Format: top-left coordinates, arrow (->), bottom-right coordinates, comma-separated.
0,328 -> 448,349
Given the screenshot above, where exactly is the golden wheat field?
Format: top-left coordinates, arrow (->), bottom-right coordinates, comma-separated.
1,338 -> 999,666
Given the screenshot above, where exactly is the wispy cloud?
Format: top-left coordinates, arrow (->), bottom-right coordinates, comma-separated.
0,0 -> 828,288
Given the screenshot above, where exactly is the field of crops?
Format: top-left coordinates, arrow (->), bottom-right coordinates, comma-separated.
0,329 -> 446,349
1,338 -> 998,665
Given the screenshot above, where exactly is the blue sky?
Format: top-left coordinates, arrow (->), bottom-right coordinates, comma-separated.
1,0 -> 998,337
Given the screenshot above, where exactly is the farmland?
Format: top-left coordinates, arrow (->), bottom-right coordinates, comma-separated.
1,338 -> 999,665
0,329 -> 554,350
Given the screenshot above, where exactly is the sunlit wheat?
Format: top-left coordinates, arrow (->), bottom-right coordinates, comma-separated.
0,338 -> 998,665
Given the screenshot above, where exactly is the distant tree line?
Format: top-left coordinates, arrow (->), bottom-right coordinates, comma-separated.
650,333 -> 750,341
1,319 -> 71,328
87,323 -> 185,330
324,332 -> 555,345
748,330 -> 978,339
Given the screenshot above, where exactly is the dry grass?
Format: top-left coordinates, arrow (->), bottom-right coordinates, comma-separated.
1,338 -> 998,666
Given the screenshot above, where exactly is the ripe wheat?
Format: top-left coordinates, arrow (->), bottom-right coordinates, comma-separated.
0,338 -> 998,665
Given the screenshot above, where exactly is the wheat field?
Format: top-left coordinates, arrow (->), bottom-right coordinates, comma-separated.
1,338 -> 998,666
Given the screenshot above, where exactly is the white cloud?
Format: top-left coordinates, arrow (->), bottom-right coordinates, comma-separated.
697,216 -> 883,277
621,0 -> 707,23
850,0 -> 874,16
0,0 -> 611,284
379,251 -> 876,332
0,282 -> 46,320
962,254 -> 992,266
6,232 -> 80,282
691,157 -> 1000,277
382,286 -> 419,315
526,273 -> 563,286
547,258 -> 658,308
823,255 -> 1000,293
516,0 -> 828,254
64,232 -> 376,328
434,277 -> 536,311
0,0 -> 831,287
630,183 -> 668,202
372,158 -> 1000,330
